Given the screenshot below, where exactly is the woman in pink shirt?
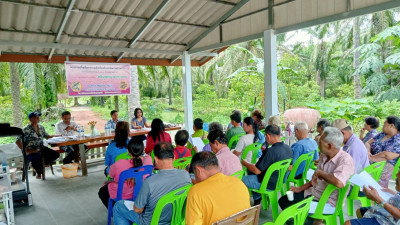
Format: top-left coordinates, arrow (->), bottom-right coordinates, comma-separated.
145,118 -> 172,154
98,139 -> 153,208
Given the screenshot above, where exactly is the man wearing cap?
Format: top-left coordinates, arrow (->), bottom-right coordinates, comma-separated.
16,112 -> 60,179
55,111 -> 80,165
332,119 -> 369,173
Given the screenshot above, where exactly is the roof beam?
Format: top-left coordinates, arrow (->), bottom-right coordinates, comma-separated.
48,0 -> 75,60
170,0 -> 250,64
191,52 -> 218,57
209,0 -> 236,6
0,40 -> 182,55
116,0 -> 171,62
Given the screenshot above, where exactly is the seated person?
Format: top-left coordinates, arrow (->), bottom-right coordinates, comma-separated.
227,110 -> 243,130
226,110 -> 245,149
344,171 -> 400,225
15,112 -> 60,179
289,121 -> 319,177
173,130 -> 191,159
268,115 -> 282,127
105,121 -> 130,175
314,118 -> 330,143
145,118 -> 171,154
98,138 -> 153,208
112,142 -> 191,225
332,119 -> 369,173
278,127 -> 355,224
252,109 -> 266,130
208,129 -> 242,176
185,152 -> 250,224
55,111 -> 80,164
105,110 -> 120,132
202,122 -> 224,152
233,117 -> 262,162
242,124 -> 293,205
187,118 -> 208,150
131,107 -> 150,129
360,116 -> 380,143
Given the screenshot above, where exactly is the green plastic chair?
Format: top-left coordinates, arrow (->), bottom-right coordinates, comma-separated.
230,170 -> 244,180
392,157 -> 400,180
115,152 -> 131,161
133,184 -> 192,225
228,133 -> 245,149
309,148 -> 319,170
173,157 -> 192,170
263,196 -> 314,225
242,143 -> 262,174
202,139 -> 210,145
284,151 -> 315,192
347,161 -> 386,216
248,159 -> 292,221
309,183 -> 351,225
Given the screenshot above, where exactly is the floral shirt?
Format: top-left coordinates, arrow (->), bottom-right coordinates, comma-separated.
18,124 -> 49,150
371,132 -> 400,166
363,129 -> 378,143
365,192 -> 400,225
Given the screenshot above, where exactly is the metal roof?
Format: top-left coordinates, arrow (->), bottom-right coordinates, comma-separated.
0,0 -> 399,66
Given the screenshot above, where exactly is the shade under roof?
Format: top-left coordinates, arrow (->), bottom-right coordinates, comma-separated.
0,0 -> 399,66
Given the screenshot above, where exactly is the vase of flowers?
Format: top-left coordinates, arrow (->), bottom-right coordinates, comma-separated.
88,121 -> 97,137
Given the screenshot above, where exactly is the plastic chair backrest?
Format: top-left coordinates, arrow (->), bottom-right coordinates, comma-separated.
392,157 -> 400,179
312,183 -> 350,217
230,170 -> 244,180
242,143 -> 262,164
116,165 -> 154,201
212,205 -> 261,225
115,152 -> 131,162
260,159 -> 292,191
150,184 -> 192,225
173,157 -> 192,170
287,151 -> 315,181
228,133 -> 245,149
273,196 -> 314,225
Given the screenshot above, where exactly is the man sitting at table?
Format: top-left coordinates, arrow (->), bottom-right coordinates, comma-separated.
173,130 -> 191,159
112,142 -> 191,225
241,124 -> 293,205
105,110 -> 120,132
16,112 -> 60,179
185,151 -> 250,224
278,127 -> 355,225
55,111 -> 79,164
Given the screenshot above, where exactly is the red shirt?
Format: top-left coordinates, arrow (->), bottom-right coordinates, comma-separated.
145,131 -> 172,154
174,146 -> 192,159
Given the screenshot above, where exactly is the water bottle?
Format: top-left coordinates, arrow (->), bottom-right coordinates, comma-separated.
77,126 -> 82,139
81,126 -> 85,138
105,124 -> 110,136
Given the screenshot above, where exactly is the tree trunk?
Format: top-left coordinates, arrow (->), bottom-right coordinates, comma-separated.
168,86 -> 172,105
100,96 -> 104,106
353,17 -> 362,99
74,97 -> 79,106
9,63 -> 23,128
316,70 -> 325,97
128,66 -> 141,120
114,96 -> 119,111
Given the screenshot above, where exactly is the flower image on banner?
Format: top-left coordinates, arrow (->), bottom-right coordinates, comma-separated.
65,62 -> 131,96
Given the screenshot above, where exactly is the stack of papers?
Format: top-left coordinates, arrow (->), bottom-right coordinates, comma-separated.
306,169 -> 315,181
309,201 -> 335,214
46,137 -> 66,144
188,137 -> 205,152
349,171 -> 394,201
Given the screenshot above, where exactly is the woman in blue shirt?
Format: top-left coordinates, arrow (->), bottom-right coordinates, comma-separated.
104,121 -> 130,175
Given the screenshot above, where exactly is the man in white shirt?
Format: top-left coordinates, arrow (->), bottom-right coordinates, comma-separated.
55,111 -> 79,164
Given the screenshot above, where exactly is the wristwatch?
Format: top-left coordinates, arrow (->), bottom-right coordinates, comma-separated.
378,200 -> 387,208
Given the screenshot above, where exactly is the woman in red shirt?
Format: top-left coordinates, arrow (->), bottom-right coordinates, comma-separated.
145,118 -> 171,154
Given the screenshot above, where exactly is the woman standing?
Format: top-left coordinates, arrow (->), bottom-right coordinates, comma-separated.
131,108 -> 150,129
145,118 -> 171,154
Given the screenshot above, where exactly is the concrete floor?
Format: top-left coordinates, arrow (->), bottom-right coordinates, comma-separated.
14,162 -> 392,225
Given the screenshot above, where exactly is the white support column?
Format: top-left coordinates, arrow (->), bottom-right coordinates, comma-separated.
264,29 -> 279,120
182,51 -> 194,134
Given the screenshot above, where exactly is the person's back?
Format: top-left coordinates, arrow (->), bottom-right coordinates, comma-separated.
291,138 -> 318,177
216,147 -> 242,175
226,127 -> 245,147
345,134 -> 369,173
174,130 -> 191,159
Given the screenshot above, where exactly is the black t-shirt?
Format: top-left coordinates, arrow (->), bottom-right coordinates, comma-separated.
254,142 -> 293,189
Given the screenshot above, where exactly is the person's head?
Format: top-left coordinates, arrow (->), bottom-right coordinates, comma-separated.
230,111 -> 242,126
294,121 -> 308,140
134,108 -> 143,119
364,116 -> 380,131
190,151 -> 219,183
383,116 -> 400,135
127,138 -> 144,168
208,122 -> 223,133
110,110 -> 118,121
264,124 -> 281,145
28,112 -> 41,124
193,118 -> 204,131
207,129 -> 228,153
268,115 -> 281,127
149,118 -> 165,141
243,117 -> 259,143
153,142 -> 175,169
318,127 -> 343,156
61,111 -> 71,125
332,119 -> 352,144
175,130 -> 189,147
316,118 -> 330,134
114,121 -> 130,148
252,109 -> 264,122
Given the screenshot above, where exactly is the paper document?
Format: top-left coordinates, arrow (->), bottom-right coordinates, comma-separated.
124,200 -> 135,211
306,169 -> 315,181
189,137 -> 205,152
350,171 -> 394,201
46,137 -> 66,144
309,201 -> 335,214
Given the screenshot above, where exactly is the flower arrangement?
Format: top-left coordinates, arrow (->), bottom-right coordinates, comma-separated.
88,121 -> 97,137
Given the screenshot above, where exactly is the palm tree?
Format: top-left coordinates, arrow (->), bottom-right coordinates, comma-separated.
353,17 -> 362,99
9,63 -> 23,128
128,66 -> 141,120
